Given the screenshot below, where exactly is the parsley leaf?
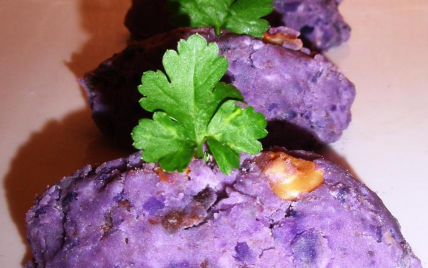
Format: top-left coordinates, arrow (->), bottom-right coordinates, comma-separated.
132,34 -> 267,174
169,0 -> 273,37
207,101 -> 268,174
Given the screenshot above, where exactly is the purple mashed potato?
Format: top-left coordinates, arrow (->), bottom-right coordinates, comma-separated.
269,0 -> 351,50
26,149 -> 422,267
124,0 -> 350,51
81,27 -> 355,150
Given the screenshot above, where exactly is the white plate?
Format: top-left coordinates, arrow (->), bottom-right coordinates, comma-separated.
0,0 -> 426,266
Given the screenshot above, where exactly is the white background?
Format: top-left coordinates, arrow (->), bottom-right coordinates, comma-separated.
0,0 -> 426,266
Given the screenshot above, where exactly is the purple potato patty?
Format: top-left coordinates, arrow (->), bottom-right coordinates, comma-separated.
26,149 -> 422,267
124,0 -> 350,51
81,27 -> 355,150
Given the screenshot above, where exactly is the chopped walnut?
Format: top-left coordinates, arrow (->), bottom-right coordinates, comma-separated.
161,211 -> 185,233
118,199 -> 131,212
256,151 -> 323,200
263,27 -> 304,51
154,166 -> 190,182
154,166 -> 170,182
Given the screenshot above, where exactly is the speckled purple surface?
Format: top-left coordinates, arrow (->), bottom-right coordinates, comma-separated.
124,0 -> 350,51
269,0 -> 351,50
81,27 -> 355,150
26,149 -> 422,267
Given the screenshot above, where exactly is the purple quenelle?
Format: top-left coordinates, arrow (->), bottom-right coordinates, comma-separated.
26,149 -> 422,267
124,0 -> 350,50
81,27 -> 355,149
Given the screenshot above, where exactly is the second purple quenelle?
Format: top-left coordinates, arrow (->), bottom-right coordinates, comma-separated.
81,27 -> 355,149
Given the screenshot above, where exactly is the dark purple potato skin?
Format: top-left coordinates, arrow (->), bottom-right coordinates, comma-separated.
124,0 -> 350,51
81,28 -> 355,150
125,0 -> 173,41
25,149 -> 422,267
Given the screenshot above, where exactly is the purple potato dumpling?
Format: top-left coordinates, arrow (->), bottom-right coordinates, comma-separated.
81,27 -> 355,150
26,149 -> 422,267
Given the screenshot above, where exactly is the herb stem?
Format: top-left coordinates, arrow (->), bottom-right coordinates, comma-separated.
197,143 -> 204,158
215,26 -> 221,36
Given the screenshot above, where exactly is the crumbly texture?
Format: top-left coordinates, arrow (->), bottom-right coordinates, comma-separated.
269,0 -> 351,50
124,0 -> 350,51
26,149 -> 422,267
81,27 -> 355,149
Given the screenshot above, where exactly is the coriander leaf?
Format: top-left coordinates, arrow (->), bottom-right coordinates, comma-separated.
132,112 -> 195,172
206,138 -> 240,175
138,34 -> 243,157
132,34 -> 267,174
208,101 -> 267,154
207,100 -> 267,174
170,0 -> 232,34
169,0 -> 273,37
225,0 -> 273,37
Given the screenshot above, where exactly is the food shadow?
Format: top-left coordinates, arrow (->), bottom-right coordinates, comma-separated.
65,0 -> 131,99
7,0 -> 132,264
261,119 -> 360,181
3,108 -> 129,265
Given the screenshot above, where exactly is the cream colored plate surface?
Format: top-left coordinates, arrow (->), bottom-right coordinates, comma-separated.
0,0 -> 426,266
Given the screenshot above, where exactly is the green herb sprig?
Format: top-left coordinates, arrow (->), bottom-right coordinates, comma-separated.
169,0 -> 273,37
132,34 -> 267,174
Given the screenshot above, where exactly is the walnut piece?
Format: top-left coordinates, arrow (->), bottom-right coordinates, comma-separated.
256,151 -> 323,200
263,26 -> 304,51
